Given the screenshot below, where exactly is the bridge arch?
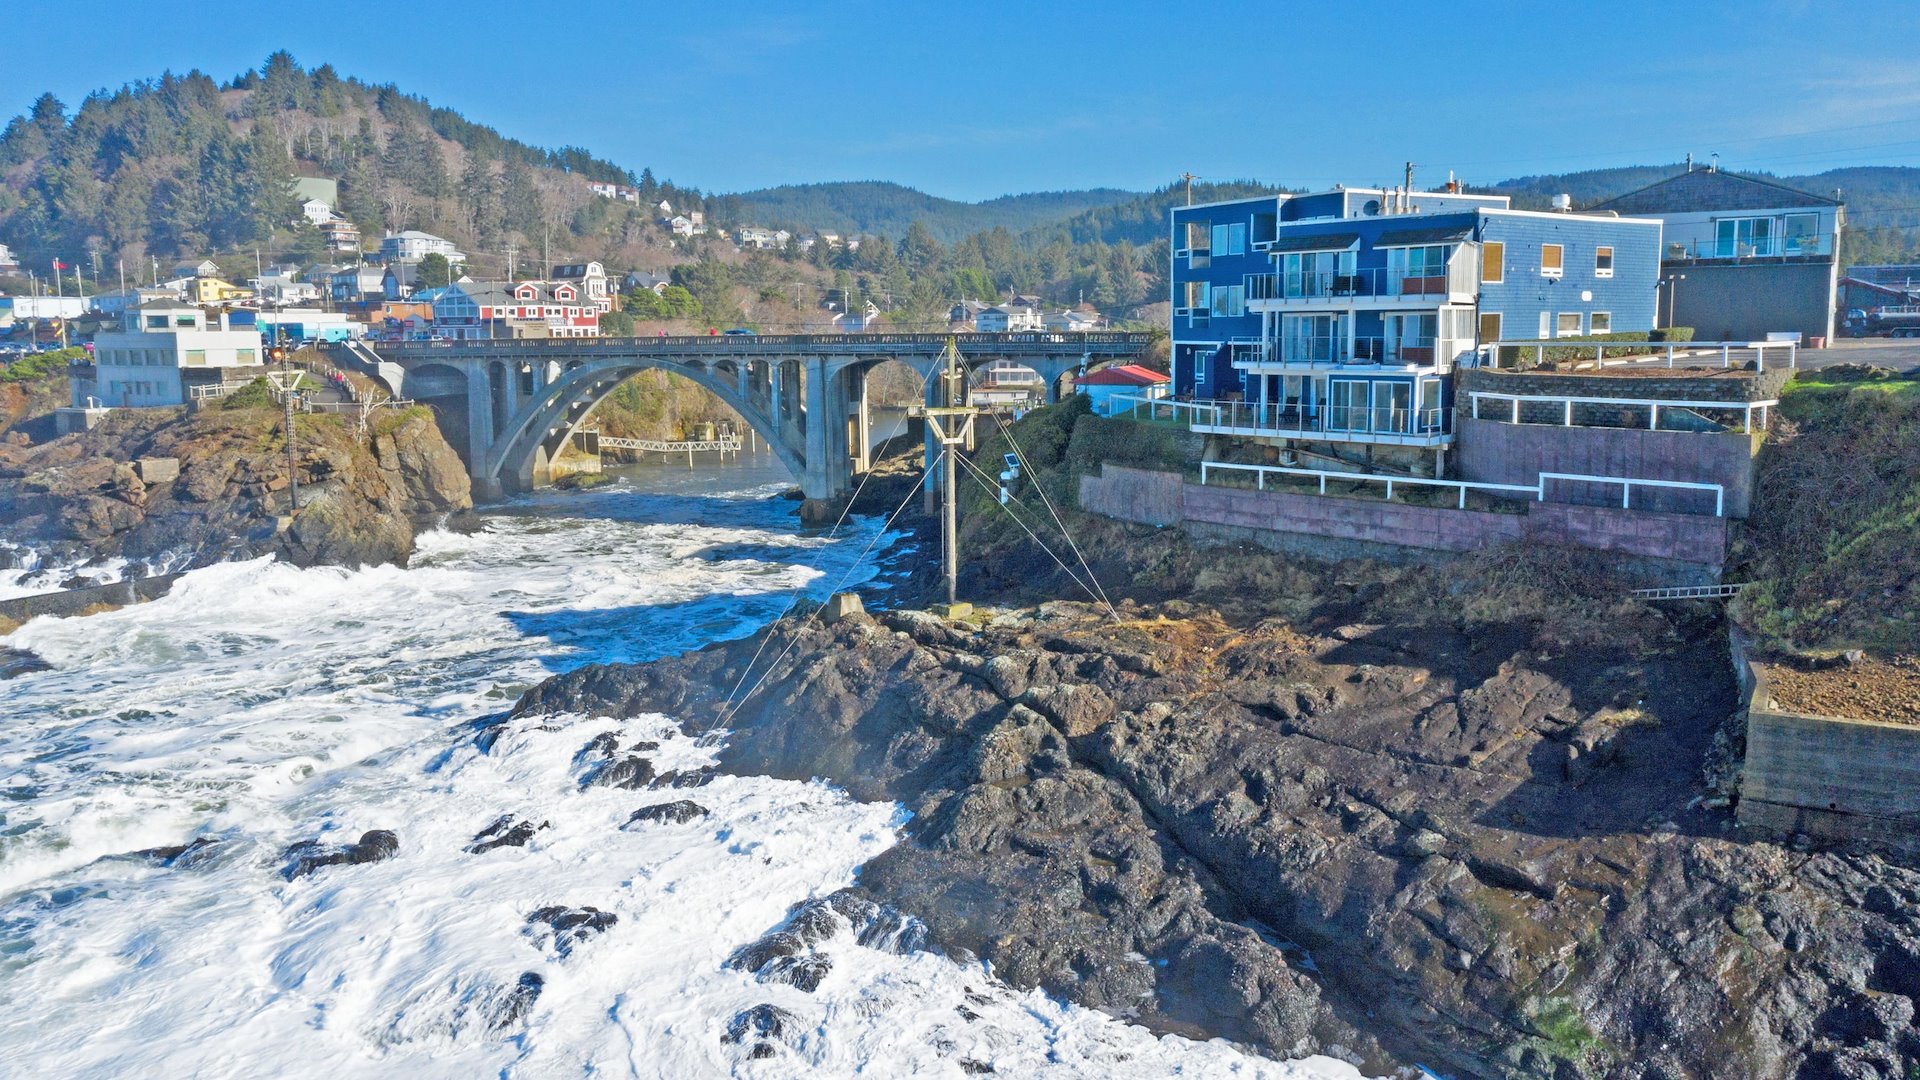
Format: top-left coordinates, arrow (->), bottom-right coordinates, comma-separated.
482,358 -> 803,492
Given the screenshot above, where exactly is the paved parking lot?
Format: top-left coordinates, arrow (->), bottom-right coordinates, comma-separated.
1797,337 -> 1920,374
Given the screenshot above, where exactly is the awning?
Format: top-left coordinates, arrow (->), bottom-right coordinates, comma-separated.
1375,225 -> 1473,247
1266,231 -> 1360,253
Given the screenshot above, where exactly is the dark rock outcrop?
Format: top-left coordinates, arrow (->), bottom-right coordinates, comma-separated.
624,800 -> 709,826
466,815 -> 548,854
0,401 -> 472,574
525,905 -> 618,958
282,829 -> 399,881
516,595 -> 1920,1078
722,1003 -> 804,1057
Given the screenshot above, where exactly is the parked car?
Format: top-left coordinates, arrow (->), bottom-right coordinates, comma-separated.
722,327 -> 757,336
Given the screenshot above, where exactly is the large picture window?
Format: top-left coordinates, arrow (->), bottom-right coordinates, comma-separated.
1210,284 -> 1245,318
1716,216 -> 1776,258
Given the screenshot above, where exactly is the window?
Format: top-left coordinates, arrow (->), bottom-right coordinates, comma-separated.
1557,313 -> 1583,337
1281,313 -> 1342,362
1541,244 -> 1564,277
1478,312 -> 1503,343
1481,241 -> 1504,283
1594,246 -> 1613,278
1373,380 -> 1412,434
237,348 -> 256,363
1388,245 -> 1449,294
184,349 -> 207,366
1282,249 -> 1357,297
1716,216 -> 1776,258
1328,379 -> 1371,431
1210,285 -> 1245,318
1211,222 -> 1246,257
1783,213 -> 1820,255
1180,280 -> 1211,313
1589,312 -> 1611,333
1538,311 -> 1552,338
1193,350 -> 1207,386
1252,212 -> 1278,247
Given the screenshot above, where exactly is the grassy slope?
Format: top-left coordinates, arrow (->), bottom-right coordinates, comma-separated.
1735,366 -> 1920,653
709,182 -> 1142,245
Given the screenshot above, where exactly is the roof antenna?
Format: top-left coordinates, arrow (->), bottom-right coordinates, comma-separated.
1685,152 -> 1692,172
1710,152 -> 1719,173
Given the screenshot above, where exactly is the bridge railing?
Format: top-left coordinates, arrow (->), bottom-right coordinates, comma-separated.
381,331 -> 1152,354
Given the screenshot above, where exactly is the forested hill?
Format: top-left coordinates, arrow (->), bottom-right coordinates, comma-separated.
1034,180 -> 1289,247
1486,163 -> 1920,263
0,51 -> 701,277
707,182 -> 1141,245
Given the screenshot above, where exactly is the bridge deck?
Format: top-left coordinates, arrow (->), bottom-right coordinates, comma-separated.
379,331 -> 1152,362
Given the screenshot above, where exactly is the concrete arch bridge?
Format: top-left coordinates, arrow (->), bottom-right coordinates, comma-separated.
341,333 -> 1152,501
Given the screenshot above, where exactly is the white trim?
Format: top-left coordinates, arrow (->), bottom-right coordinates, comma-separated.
1480,207 -> 1664,227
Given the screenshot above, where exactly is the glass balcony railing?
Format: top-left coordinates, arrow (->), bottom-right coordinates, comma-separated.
1184,399 -> 1452,442
1230,334 -> 1453,367
1259,264 -> 1474,302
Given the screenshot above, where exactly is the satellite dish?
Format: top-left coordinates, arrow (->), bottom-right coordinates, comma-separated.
1363,200 -> 1382,216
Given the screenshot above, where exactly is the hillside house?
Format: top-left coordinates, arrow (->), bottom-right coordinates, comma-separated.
172,259 -> 220,280
588,181 -> 641,203
319,216 -> 362,254
623,270 -> 670,295
74,300 -> 263,408
977,302 -> 1044,332
379,230 -> 466,264
737,227 -> 792,250
1170,182 -> 1661,473
1592,167 -> 1843,344
300,199 -> 333,226
430,280 -> 601,339
948,300 -> 992,329
330,265 -> 387,306
551,262 -> 614,313
1044,308 -> 1103,333
0,243 -> 18,273
1076,363 -> 1170,415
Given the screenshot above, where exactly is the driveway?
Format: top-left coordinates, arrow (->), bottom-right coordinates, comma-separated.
1794,337 -> 1920,374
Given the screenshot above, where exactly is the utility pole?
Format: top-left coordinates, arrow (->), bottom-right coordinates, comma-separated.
1181,172 -> 1198,206
910,341 -> 979,609
1404,160 -> 1416,194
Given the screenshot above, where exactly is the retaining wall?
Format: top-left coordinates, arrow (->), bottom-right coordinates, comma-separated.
0,573 -> 181,625
1736,639 -> 1920,850
1454,416 -> 1759,517
1079,465 -> 1726,582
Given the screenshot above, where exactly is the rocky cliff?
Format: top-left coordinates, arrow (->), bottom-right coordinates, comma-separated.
510,545 -> 1920,1079
0,398 -> 472,573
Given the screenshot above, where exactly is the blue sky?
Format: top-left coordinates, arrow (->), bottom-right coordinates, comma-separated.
5,1 -> 1920,200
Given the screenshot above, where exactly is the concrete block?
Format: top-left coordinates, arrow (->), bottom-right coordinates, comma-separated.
135,457 -> 181,485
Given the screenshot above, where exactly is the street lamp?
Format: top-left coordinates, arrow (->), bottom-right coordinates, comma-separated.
1660,273 -> 1687,328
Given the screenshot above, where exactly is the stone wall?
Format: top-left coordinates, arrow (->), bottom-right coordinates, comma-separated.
1078,465 -> 1727,582
1737,645 -> 1920,851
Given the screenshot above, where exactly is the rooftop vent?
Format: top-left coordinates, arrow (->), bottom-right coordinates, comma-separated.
1551,193 -> 1573,212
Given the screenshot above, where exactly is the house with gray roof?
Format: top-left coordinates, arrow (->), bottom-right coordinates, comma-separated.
1591,167 -> 1844,343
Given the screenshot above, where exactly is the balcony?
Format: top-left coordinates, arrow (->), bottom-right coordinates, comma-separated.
1665,234 -> 1835,262
1248,263 -> 1477,309
1184,398 -> 1453,448
1231,333 -> 1465,371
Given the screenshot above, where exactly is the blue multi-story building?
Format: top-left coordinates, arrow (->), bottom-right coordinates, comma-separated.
1169,184 -> 1661,471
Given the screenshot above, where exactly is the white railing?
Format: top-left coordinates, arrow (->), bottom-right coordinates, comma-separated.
1468,391 -> 1779,433
1480,339 -> 1797,372
1185,398 -> 1452,445
1198,461 -> 1727,516
1199,460 -> 1534,508
1252,265 -> 1471,304
1540,472 -> 1725,517
187,381 -> 255,402
1120,396 -> 1223,424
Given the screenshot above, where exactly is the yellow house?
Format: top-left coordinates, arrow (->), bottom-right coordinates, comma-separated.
190,277 -> 253,305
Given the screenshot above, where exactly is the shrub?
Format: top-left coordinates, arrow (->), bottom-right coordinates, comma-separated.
1496,332 -> 1651,367
220,378 -> 275,410
1,347 -> 85,383
1651,326 -> 1695,343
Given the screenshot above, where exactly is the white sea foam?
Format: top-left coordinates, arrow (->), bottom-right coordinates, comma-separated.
0,478 -> 1371,1078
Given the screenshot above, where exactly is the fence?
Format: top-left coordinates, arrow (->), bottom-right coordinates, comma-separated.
1479,339 -> 1797,372
1187,398 -> 1452,446
1467,390 -> 1779,433
1198,459 -> 1727,516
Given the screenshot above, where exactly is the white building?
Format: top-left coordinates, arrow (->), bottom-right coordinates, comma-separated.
977,303 -> 1044,332
301,198 -> 333,226
737,227 -> 792,250
0,242 -> 18,273
552,262 -> 613,313
378,230 -> 466,264
77,300 -> 263,408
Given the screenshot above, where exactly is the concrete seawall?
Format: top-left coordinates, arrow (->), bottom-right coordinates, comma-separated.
1735,637 -> 1920,850
1079,464 -> 1726,583
0,573 -> 182,627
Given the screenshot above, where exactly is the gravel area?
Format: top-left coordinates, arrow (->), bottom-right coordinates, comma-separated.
1758,653 -> 1920,725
